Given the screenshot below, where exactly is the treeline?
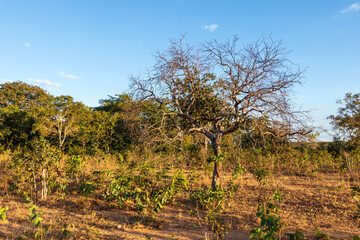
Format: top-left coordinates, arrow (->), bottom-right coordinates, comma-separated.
0,81 -> 292,156
0,80 -> 359,157
1,81 -> 359,155
0,81 -> 161,154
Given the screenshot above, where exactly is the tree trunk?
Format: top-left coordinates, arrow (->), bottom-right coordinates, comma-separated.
33,172 -> 38,204
211,140 -> 222,189
41,168 -> 48,200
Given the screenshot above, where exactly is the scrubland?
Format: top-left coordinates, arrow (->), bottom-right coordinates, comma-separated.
0,145 -> 359,240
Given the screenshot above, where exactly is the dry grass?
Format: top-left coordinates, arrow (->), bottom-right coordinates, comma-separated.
0,167 -> 359,239
0,148 -> 359,239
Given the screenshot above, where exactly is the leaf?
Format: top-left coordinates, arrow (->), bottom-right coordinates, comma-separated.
33,217 -> 42,227
30,213 -> 38,221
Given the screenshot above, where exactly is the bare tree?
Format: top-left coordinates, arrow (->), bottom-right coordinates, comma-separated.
39,95 -> 87,150
132,36 -> 310,189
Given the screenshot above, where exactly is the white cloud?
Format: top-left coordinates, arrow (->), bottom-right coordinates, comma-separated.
58,71 -> 81,80
0,78 -> 14,83
202,24 -> 219,32
341,3 -> 360,13
29,78 -> 60,87
24,42 -> 30,47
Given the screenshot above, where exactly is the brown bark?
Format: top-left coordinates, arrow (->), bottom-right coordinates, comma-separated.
211,140 -> 222,189
41,168 -> 48,200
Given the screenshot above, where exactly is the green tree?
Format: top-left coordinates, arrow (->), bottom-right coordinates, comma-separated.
0,81 -> 50,111
329,93 -> 360,147
38,95 -> 89,150
74,110 -> 116,154
133,36 -> 309,188
95,94 -> 162,152
0,81 -> 51,149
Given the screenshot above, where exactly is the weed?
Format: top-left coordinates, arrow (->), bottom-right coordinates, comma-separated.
0,206 -> 9,221
287,230 -> 305,240
104,165 -> 188,214
167,233 -> 179,240
27,197 -> 47,240
61,222 -> 75,239
66,155 -> 85,181
190,183 -> 238,239
314,227 -> 330,240
232,162 -> 247,180
252,166 -> 271,183
144,233 -> 152,239
351,185 -> 360,217
78,181 -> 95,197
250,189 -> 284,240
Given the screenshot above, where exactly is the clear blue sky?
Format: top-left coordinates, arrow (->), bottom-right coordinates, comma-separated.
1,0 -> 359,140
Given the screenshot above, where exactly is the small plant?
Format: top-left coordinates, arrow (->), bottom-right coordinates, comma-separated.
287,230 -> 305,240
252,166 -> 271,183
61,222 -> 75,239
104,165 -> 188,214
66,155 -> 85,181
314,227 -> 330,240
354,195 -> 360,217
250,189 -> 284,240
351,185 -> 360,217
167,234 -> 178,240
27,197 -> 47,240
190,183 -> 238,239
0,206 -> 9,221
78,181 -> 95,197
232,162 -> 247,180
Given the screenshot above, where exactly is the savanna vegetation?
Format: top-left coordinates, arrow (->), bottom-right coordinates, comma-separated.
1,37 -> 360,239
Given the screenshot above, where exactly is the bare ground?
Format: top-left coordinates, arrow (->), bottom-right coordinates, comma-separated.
0,171 -> 359,239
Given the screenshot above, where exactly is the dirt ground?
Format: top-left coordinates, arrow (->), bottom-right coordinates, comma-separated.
0,171 -> 359,239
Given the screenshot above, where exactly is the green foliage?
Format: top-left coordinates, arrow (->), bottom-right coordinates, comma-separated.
104,160 -> 188,214
252,166 -> 271,183
66,155 -> 85,180
95,94 -> 162,153
0,206 -> 9,221
27,197 -> 47,240
6,139 -> 60,199
61,222 -> 75,239
190,183 -> 238,239
0,108 -> 37,148
351,185 -> 360,219
286,230 -> 305,240
206,152 -> 227,163
144,233 -> 152,240
329,92 -> 360,146
39,95 -> 90,150
0,81 -> 52,149
314,227 -> 330,240
339,149 -> 360,175
78,181 -> 95,197
250,190 -> 284,240
152,170 -> 188,213
190,186 -> 226,211
232,162 -> 247,180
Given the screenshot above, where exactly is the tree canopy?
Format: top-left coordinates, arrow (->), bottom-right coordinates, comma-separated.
0,81 -> 52,148
132,36 -> 310,188
329,92 -> 360,147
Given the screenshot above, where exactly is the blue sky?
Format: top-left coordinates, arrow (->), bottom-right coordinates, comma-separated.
0,0 -> 359,140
